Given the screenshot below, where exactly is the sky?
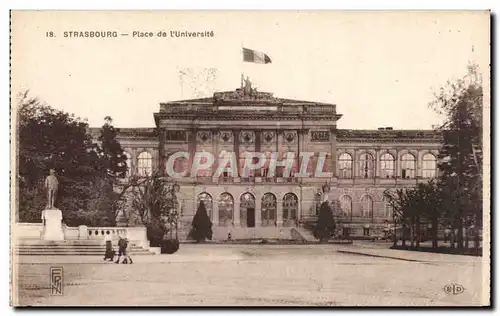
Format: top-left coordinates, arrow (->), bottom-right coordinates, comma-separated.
11,11 -> 489,130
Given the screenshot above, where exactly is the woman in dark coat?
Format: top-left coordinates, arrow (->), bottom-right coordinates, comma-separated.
103,232 -> 115,261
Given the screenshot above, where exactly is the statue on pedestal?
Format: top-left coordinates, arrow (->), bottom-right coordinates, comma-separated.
44,169 -> 59,209
41,169 -> 64,241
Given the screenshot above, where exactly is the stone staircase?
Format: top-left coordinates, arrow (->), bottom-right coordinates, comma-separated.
290,227 -> 316,242
13,240 -> 153,256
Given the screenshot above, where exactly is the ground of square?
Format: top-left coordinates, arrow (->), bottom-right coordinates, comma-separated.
14,244 -> 483,306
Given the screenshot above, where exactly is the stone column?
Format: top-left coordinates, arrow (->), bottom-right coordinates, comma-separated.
353,149 -> 358,179
330,129 -> 337,178
276,197 -> 283,226
298,129 -> 307,220
255,194 -> 262,227
233,199 -> 240,226
395,149 -> 400,179
158,127 -> 165,175
212,129 -> 218,177
131,148 -> 137,176
188,129 -> 197,178
233,130 -> 241,177
212,202 -> 219,227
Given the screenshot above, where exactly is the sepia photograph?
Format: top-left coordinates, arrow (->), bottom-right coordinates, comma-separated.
9,10 -> 490,307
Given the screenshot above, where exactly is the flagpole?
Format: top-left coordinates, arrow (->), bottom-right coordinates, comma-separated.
240,41 -> 244,88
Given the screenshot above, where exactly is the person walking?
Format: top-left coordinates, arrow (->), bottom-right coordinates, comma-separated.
103,231 -> 114,261
116,235 -> 127,264
115,236 -> 133,264
123,238 -> 133,264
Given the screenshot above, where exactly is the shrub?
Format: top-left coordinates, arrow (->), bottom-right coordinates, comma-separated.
313,202 -> 336,242
161,239 -> 180,254
188,201 -> 213,242
147,220 -> 164,247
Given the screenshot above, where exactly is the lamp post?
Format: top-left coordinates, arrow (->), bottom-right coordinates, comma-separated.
392,207 -> 397,247
172,183 -> 180,240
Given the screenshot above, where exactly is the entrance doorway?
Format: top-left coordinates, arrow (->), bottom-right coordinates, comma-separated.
247,208 -> 255,227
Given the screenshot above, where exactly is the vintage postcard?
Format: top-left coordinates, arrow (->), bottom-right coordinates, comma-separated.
10,10 -> 490,307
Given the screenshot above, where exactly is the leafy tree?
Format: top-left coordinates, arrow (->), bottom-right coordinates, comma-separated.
384,188 -> 411,247
17,91 -> 126,226
126,170 -> 179,246
313,202 -> 335,243
418,181 -> 444,249
18,92 -> 97,223
96,116 -> 128,179
189,201 -> 213,242
429,63 -> 483,250
384,181 -> 443,249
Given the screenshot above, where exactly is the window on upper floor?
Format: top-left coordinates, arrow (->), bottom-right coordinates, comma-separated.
137,151 -> 153,176
380,153 -> 395,178
401,153 -> 416,179
338,153 -> 353,179
422,153 -> 437,178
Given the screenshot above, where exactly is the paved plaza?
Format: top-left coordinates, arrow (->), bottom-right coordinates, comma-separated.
13,243 -> 485,306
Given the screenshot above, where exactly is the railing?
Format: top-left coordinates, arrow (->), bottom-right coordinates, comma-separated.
87,227 -> 129,239
14,223 -> 148,247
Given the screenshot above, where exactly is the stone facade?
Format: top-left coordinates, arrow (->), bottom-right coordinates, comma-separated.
89,87 -> 442,240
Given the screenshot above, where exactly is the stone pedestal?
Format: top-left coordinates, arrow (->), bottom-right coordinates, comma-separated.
42,208 -> 64,241
78,225 -> 88,240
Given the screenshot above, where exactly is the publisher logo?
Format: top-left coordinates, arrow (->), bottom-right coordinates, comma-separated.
50,266 -> 63,295
444,283 -> 464,295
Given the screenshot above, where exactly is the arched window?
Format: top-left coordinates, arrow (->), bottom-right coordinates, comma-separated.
240,193 -> 255,227
218,193 -> 234,227
124,152 -> 132,177
401,153 -> 416,179
360,195 -> 374,218
380,153 -> 395,178
261,193 -> 277,227
339,195 -> 352,218
137,151 -> 153,176
359,153 -> 374,178
422,153 -> 437,178
197,193 -> 213,221
283,193 -> 298,226
338,153 -> 353,179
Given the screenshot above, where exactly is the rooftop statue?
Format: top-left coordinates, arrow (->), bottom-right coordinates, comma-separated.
243,76 -> 253,96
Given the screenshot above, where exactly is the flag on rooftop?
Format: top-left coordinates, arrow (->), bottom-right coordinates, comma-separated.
242,48 -> 272,64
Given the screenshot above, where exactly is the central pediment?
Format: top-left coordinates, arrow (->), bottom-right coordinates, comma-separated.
154,87 -> 342,126
213,88 -> 278,105
160,87 -> 335,107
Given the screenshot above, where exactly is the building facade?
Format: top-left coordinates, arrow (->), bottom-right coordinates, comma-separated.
91,86 -> 442,240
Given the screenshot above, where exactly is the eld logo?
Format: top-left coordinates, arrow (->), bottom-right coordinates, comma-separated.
50,266 -> 63,295
444,283 -> 464,295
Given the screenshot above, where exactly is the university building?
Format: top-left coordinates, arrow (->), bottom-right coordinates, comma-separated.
90,85 -> 442,240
